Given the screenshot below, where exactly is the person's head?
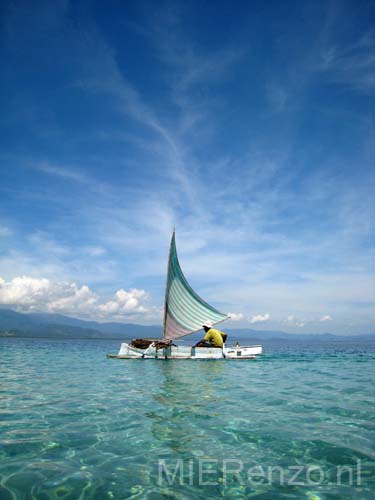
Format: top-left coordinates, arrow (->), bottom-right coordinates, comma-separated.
202,320 -> 213,332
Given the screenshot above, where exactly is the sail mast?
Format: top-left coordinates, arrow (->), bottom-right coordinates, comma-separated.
162,228 -> 175,339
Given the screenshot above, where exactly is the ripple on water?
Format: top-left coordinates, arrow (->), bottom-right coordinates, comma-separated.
0,338 -> 374,499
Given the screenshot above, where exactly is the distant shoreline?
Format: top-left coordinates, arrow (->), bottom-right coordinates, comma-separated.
1,307 -> 374,341
1,334 -> 374,342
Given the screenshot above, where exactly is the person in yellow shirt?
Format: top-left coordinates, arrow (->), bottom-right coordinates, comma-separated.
195,321 -> 227,348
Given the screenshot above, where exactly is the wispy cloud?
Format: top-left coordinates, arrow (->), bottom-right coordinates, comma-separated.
0,225 -> 11,237
35,163 -> 88,183
74,28 -> 206,213
1,1 -> 374,333
314,29 -> 375,91
266,83 -> 289,113
28,231 -> 71,257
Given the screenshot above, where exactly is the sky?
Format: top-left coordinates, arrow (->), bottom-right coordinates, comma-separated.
0,0 -> 374,334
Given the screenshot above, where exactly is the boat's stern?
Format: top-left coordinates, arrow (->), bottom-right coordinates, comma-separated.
223,345 -> 262,358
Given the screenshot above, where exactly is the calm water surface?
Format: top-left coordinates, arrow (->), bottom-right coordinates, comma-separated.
0,338 -> 374,499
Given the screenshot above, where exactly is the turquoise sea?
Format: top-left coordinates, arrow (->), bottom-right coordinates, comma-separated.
0,338 -> 374,499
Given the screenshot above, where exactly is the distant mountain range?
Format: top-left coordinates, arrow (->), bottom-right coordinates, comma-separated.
0,308 -> 161,339
0,308 -> 373,341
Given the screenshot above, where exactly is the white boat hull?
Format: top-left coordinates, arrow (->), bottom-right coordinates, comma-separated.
107,343 -> 263,360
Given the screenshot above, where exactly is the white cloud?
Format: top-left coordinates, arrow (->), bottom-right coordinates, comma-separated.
0,276 -> 150,320
98,289 -> 147,315
227,312 -> 244,321
47,283 -> 98,314
285,315 -> 305,328
320,315 -> 333,322
287,314 -> 333,325
0,276 -> 53,307
249,313 -> 270,324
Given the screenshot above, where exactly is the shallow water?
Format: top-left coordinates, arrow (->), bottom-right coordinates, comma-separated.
0,338 -> 374,499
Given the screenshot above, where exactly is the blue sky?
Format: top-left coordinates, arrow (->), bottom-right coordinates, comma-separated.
0,0 -> 374,333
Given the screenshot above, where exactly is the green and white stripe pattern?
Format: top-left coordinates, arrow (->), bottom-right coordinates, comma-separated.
163,231 -> 229,341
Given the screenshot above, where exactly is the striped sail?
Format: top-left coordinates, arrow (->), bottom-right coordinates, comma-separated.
163,231 -> 229,341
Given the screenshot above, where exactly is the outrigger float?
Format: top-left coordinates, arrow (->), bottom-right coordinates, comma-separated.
107,231 -> 262,360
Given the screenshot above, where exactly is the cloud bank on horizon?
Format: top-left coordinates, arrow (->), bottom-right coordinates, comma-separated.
0,0 -> 374,334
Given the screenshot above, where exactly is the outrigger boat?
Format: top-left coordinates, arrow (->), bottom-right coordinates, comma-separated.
107,231 -> 262,360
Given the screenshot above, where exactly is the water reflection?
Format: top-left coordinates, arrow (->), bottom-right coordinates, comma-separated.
147,361 -> 225,456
